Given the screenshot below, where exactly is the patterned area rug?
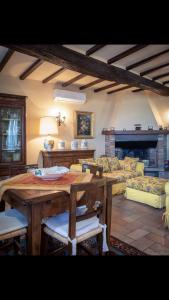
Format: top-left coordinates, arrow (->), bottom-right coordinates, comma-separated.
0,235 -> 147,256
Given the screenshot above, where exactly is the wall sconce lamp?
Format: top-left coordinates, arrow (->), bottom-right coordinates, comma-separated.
56,112 -> 66,126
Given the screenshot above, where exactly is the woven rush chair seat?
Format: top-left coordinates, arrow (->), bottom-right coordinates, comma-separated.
43,212 -> 102,245
0,209 -> 28,241
42,177 -> 108,256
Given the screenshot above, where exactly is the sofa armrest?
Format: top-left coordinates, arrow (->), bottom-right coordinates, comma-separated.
136,162 -> 144,176
70,164 -> 82,172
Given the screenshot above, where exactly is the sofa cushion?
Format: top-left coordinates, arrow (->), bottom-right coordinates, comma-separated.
126,176 -> 168,195
95,157 -> 110,172
107,157 -> 121,171
103,170 -> 140,183
124,156 -> 139,162
123,159 -> 137,172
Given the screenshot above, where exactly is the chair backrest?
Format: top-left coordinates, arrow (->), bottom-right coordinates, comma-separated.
69,178 -> 107,240
82,163 -> 103,178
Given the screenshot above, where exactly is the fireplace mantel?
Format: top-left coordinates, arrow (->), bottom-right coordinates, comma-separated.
102,130 -> 169,135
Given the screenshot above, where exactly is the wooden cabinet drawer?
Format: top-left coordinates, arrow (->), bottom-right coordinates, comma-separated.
0,167 -> 10,177
11,167 -> 26,176
42,150 -> 95,168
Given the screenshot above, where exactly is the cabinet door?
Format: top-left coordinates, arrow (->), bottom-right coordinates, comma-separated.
0,107 -> 22,163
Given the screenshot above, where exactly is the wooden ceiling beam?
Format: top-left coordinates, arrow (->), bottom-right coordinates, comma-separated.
132,88 -> 143,92
94,82 -> 119,93
126,49 -> 169,70
140,62 -> 169,76
0,49 -> 14,72
86,45 -> 106,56
153,72 -> 169,81
107,45 -> 147,65
79,79 -> 104,90
6,45 -> 169,96
107,86 -> 132,94
163,80 -> 169,85
20,58 -> 43,80
42,67 -> 65,83
62,73 -> 86,87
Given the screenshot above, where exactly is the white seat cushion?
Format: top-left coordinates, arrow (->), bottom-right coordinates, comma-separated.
43,212 -> 99,238
76,205 -> 87,216
0,209 -> 28,235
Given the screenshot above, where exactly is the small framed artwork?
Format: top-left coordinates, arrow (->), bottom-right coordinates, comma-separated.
74,111 -> 94,139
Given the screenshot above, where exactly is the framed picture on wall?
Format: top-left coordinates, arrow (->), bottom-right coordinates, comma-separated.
74,111 -> 94,139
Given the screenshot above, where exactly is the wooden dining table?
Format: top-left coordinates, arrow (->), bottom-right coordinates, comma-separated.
2,176 -> 114,255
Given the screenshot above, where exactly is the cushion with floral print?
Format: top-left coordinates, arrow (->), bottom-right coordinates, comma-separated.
107,156 -> 121,171
123,159 -> 137,172
103,170 -> 140,183
95,157 -> 110,173
124,156 -> 139,162
126,176 -> 168,195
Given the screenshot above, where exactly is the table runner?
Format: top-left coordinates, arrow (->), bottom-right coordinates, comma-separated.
0,172 -> 93,201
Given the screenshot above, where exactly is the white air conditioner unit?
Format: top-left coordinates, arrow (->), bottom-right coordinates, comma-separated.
53,89 -> 86,104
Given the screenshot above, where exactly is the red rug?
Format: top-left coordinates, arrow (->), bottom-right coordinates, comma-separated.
108,236 -> 147,256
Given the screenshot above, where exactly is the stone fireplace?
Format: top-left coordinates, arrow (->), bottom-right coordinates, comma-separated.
102,130 -> 168,170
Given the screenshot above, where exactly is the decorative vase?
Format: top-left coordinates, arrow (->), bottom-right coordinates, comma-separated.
58,140 -> 65,150
80,139 -> 88,149
44,139 -> 54,151
71,140 -> 78,150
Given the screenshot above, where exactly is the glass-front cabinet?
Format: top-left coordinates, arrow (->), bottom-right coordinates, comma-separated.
0,93 -> 26,177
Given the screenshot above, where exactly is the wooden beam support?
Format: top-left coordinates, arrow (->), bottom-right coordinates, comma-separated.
62,73 -> 86,87
132,88 -> 143,92
107,86 -> 131,94
163,80 -> 169,85
94,82 -> 119,93
126,49 -> 169,70
140,62 -> 169,76
42,67 -> 65,83
0,49 -> 14,72
79,79 -> 104,90
107,45 -> 147,65
20,58 -> 43,80
6,45 -> 169,96
86,45 -> 106,56
153,72 -> 169,81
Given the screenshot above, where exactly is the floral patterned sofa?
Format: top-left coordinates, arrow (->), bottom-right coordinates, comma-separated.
70,156 -> 144,195
125,176 -> 167,208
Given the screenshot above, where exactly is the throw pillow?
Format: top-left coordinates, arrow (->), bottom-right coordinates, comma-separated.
107,156 -> 121,171
124,156 -> 139,162
95,157 -> 110,173
123,160 -> 137,172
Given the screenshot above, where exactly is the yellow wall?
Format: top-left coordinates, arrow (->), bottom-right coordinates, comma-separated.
1,74 -> 169,165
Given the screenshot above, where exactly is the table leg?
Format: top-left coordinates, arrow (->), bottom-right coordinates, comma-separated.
27,204 -> 42,255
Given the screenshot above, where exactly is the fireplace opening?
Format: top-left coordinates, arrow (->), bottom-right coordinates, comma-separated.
115,140 -> 158,167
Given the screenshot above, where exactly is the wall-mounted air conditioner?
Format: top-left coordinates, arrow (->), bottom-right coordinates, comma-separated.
53,89 -> 86,104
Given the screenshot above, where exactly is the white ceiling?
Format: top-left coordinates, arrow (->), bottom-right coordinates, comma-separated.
0,44 -> 169,92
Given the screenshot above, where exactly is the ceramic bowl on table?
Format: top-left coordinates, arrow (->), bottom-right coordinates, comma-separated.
37,173 -> 67,180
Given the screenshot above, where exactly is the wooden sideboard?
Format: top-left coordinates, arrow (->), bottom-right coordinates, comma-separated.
41,149 -> 95,168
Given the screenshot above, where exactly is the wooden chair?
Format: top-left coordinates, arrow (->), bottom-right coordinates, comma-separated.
0,208 -> 28,255
41,177 -> 108,256
82,163 -> 103,178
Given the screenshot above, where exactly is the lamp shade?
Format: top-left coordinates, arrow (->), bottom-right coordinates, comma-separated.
40,116 -> 58,135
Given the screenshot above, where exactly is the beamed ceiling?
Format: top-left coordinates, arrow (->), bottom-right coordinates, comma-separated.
0,44 -> 169,96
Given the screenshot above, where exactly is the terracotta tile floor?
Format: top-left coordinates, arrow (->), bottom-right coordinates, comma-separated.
111,195 -> 169,255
